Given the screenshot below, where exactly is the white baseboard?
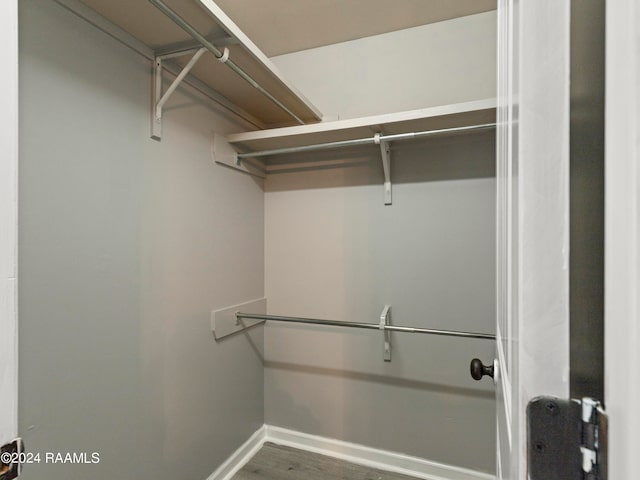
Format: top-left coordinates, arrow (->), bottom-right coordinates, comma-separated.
206,424 -> 495,480
264,426 -> 495,480
205,425 -> 266,480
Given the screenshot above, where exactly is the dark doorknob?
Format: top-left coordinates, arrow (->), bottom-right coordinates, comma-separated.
470,358 -> 494,381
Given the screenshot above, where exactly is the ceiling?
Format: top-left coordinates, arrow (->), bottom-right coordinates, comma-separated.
203,0 -> 496,57
78,0 -> 496,57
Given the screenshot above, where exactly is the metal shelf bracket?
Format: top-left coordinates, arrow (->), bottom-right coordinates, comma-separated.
152,47 -> 207,140
380,305 -> 392,361
375,133 -> 392,205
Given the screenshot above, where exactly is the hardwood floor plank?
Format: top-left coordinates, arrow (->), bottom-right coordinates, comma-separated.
233,443 -> 420,480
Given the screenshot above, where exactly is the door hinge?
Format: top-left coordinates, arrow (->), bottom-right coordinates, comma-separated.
528,396 -> 607,480
0,438 -> 23,479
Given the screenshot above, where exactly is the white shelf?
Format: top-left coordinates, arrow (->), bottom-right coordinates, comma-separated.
214,99 -> 496,203
56,0 -> 322,129
226,98 -> 496,152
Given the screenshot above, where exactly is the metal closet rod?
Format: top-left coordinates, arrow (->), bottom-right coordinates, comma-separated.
236,312 -> 496,340
148,0 -> 305,125
236,122 -> 496,159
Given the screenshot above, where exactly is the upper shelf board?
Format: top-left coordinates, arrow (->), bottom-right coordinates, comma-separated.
72,0 -> 323,128
226,98 -> 496,153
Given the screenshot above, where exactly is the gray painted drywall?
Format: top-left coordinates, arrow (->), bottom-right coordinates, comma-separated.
265,13 -> 497,474
18,1 -> 264,479
271,11 -> 496,120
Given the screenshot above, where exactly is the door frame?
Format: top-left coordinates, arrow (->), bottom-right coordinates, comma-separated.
604,0 -> 640,478
496,1 -> 572,478
499,0 -> 640,478
0,0 -> 19,447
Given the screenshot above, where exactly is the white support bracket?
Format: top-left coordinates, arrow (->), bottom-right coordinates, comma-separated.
380,305 -> 392,361
211,298 -> 267,339
151,47 -> 207,140
375,133 -> 392,205
212,133 -> 266,178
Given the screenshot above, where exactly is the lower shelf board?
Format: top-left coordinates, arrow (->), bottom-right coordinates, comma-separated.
232,442 -> 420,480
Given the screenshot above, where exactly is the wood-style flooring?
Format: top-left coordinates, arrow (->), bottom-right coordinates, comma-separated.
232,443 -> 420,480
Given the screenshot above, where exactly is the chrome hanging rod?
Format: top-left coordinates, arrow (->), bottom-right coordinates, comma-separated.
236,123 -> 496,159
148,0 -> 305,125
236,312 -> 496,340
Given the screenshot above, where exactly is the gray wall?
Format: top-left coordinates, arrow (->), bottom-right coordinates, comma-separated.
265,13 -> 497,474
18,1 -> 264,479
271,12 -> 496,120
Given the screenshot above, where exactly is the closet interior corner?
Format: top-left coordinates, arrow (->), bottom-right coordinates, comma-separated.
20,1 -> 499,479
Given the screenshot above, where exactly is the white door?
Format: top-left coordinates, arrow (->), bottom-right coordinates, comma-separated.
496,1 -> 572,478
0,0 -> 19,449
604,0 -> 640,478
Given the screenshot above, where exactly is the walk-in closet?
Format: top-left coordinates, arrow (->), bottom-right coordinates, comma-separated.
17,1 -> 499,479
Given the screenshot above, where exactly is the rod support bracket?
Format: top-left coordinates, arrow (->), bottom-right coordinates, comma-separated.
152,57 -> 163,140
151,47 -> 207,140
217,47 -> 230,63
377,135 -> 392,205
380,305 -> 392,361
212,133 -> 266,178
